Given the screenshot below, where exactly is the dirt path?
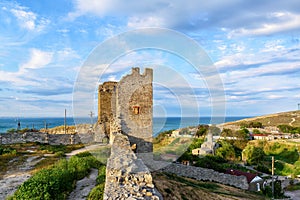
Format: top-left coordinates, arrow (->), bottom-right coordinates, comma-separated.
67,168 -> 98,200
0,143 -> 106,199
65,143 -> 108,158
0,156 -> 43,199
289,118 -> 296,126
285,190 -> 300,200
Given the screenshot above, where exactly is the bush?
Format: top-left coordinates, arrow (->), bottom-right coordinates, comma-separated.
194,155 -> 226,172
0,146 -> 17,156
11,152 -> 100,200
13,159 -> 73,200
87,183 -> 105,200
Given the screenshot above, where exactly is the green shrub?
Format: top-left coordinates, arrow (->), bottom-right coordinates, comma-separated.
87,183 -> 105,200
96,165 -> 106,184
11,153 -> 100,200
0,146 -> 17,156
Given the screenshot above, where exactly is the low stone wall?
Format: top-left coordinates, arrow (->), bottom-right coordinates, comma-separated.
0,132 -> 98,145
161,163 -> 249,190
104,133 -> 161,200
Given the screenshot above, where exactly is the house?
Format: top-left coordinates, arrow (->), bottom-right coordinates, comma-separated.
252,134 -> 270,140
171,130 -> 180,137
225,169 -> 264,192
192,148 -> 201,156
181,160 -> 190,165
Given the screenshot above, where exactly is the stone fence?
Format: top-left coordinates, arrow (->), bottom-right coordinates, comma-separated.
161,163 -> 249,190
0,132 -> 99,145
104,133 -> 161,200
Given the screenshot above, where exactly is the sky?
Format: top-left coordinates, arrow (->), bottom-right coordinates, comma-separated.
0,0 -> 300,118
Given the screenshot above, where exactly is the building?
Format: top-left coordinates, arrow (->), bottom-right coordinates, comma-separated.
198,129 -> 217,155
97,67 -> 153,153
225,169 -> 264,192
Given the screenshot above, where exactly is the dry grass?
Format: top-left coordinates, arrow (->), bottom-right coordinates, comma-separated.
152,172 -> 267,200
224,110 -> 300,127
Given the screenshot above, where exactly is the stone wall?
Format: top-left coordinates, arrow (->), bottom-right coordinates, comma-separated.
104,133 -> 161,200
116,68 -> 153,154
0,132 -> 98,145
161,163 -> 249,190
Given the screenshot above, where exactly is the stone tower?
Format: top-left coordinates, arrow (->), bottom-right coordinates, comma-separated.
116,67 -> 153,153
98,81 -> 117,135
98,68 -> 153,153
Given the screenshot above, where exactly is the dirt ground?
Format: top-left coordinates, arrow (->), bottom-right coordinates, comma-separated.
152,172 -> 267,200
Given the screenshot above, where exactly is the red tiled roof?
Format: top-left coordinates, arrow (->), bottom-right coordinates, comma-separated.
225,169 -> 257,183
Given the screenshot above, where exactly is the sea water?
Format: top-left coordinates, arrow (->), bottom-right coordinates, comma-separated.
0,116 -> 250,136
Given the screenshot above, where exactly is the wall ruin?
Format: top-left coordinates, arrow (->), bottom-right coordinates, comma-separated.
98,67 -> 153,153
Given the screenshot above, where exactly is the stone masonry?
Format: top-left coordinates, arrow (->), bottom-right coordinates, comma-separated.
104,133 -> 161,200
161,163 -> 249,190
98,67 -> 153,154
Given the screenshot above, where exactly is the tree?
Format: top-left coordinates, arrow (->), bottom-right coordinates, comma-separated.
277,124 -> 293,133
253,129 -> 261,134
209,125 -> 221,136
221,128 -> 233,137
215,141 -> 236,161
242,145 -> 265,165
195,124 -> 208,137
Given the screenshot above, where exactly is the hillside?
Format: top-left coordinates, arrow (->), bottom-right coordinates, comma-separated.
153,172 -> 266,200
223,110 -> 300,127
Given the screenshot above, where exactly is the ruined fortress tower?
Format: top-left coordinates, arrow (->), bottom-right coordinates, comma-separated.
97,67 -> 153,153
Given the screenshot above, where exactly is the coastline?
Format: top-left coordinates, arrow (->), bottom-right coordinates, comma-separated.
0,116 -> 252,135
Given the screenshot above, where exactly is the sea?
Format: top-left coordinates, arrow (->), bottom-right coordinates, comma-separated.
0,116 -> 251,136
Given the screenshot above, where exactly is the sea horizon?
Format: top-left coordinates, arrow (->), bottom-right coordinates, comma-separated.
0,116 -> 252,135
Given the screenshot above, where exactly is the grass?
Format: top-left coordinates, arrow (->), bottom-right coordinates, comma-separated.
286,182 -> 300,191
0,142 -> 86,178
247,140 -> 300,177
152,172 -> 267,200
89,146 -> 111,164
225,110 -> 300,127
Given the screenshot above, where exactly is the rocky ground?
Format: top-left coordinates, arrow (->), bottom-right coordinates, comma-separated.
0,156 -> 44,199
0,144 -> 104,200
67,168 -> 98,200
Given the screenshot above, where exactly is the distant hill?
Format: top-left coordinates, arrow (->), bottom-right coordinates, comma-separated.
223,110 -> 300,127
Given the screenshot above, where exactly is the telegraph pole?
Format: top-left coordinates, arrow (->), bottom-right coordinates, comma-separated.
272,156 -> 274,199
89,111 -> 94,129
64,109 -> 67,134
298,103 -> 300,110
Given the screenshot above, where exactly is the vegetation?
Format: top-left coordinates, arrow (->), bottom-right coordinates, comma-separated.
153,130 -> 174,144
243,140 -> 300,177
242,145 -> 265,165
87,165 -> 106,200
195,124 -> 209,137
277,124 -> 300,134
215,141 -> 236,161
10,152 -> 103,200
0,145 -> 17,156
224,110 -> 300,127
152,172 -> 266,200
6,128 -> 39,134
240,121 -> 263,128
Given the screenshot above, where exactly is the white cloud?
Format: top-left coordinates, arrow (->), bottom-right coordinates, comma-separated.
0,48 -> 53,86
69,0 -> 300,37
228,12 -> 300,36
127,16 -> 165,28
10,8 -> 36,30
20,49 -> 53,71
10,5 -> 50,32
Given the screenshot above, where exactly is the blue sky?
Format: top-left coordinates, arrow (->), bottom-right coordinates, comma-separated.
0,0 -> 300,118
